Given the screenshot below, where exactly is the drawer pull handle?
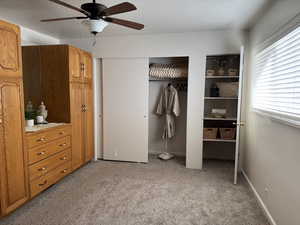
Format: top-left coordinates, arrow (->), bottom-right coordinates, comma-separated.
38,180 -> 47,186
60,156 -> 67,160
59,143 -> 67,147
38,167 -> 47,171
37,137 -> 46,142
37,151 -> 46,156
61,169 -> 68,173
59,131 -> 65,135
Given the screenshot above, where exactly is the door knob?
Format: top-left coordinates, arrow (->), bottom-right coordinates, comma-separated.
233,122 -> 245,126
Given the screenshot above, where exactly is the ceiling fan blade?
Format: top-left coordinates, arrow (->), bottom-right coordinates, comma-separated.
41,17 -> 88,22
49,0 -> 90,16
104,17 -> 144,30
102,2 -> 137,16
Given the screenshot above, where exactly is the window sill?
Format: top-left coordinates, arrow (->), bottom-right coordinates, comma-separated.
252,109 -> 300,129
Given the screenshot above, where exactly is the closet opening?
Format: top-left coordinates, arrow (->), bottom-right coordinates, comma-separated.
203,54 -> 241,170
148,57 -> 189,166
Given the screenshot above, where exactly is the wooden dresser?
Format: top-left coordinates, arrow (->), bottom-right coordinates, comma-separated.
26,124 -> 72,198
0,20 -> 94,218
22,45 -> 94,171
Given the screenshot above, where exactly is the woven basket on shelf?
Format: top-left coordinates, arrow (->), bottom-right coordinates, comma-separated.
149,63 -> 188,79
203,128 -> 218,139
219,128 -> 236,140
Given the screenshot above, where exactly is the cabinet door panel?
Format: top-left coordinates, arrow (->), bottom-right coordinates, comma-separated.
0,20 -> 22,78
70,82 -> 84,170
69,46 -> 82,82
81,52 -> 93,82
83,82 -> 94,162
0,81 -> 28,214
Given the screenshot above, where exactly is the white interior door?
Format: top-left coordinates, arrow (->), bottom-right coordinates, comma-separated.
102,58 -> 148,163
234,46 -> 245,184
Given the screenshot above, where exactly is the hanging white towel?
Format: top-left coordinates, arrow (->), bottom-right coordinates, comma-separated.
156,85 -> 180,139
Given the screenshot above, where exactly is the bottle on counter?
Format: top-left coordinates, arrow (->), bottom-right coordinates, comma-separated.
37,101 -> 48,124
25,101 -> 35,120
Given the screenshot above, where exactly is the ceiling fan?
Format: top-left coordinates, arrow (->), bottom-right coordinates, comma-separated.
41,0 -> 144,35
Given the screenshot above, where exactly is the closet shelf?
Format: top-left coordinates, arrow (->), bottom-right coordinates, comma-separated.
205,76 -> 239,79
203,117 -> 237,121
149,77 -> 187,82
204,97 -> 238,100
203,138 -> 236,143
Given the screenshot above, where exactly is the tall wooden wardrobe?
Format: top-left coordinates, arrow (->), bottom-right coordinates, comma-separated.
22,45 -> 94,171
0,20 -> 29,216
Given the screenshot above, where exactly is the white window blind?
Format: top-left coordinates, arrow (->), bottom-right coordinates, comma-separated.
253,26 -> 300,126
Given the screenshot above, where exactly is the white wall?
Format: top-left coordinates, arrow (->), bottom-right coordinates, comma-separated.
0,18 -> 59,45
244,1 -> 300,225
62,30 -> 246,169
21,26 -> 59,45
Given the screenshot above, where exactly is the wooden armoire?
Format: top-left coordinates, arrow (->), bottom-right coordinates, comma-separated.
22,45 -> 94,171
0,20 -> 29,216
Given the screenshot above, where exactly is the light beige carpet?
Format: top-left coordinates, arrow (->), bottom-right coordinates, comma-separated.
0,156 -> 269,225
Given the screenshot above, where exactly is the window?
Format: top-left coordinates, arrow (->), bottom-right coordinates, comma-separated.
253,26 -> 300,126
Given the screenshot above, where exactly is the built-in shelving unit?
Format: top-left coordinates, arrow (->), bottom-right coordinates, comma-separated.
203,54 -> 240,161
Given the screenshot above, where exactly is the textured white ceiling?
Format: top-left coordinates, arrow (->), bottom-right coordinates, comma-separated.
0,0 -> 272,39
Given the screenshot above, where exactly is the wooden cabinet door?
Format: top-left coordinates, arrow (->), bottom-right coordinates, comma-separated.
81,51 -> 93,82
70,82 -> 84,170
0,20 -> 22,78
0,80 -> 28,215
69,46 -> 82,82
83,82 -> 94,162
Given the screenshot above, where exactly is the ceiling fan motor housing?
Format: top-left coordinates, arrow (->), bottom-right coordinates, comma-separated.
81,3 -> 107,19
82,19 -> 108,35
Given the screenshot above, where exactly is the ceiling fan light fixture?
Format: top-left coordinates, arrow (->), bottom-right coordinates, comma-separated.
82,19 -> 108,35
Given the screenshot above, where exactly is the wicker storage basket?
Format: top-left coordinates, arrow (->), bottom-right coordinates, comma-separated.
203,128 -> 218,139
219,128 -> 236,140
149,63 -> 188,79
216,82 -> 239,97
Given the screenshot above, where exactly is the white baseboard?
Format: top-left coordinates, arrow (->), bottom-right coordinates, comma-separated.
242,170 -> 277,225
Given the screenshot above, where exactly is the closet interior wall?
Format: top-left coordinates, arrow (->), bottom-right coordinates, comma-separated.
148,57 -> 188,157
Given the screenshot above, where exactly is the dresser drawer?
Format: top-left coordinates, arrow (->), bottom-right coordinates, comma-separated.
30,161 -> 71,198
27,125 -> 71,149
28,136 -> 71,165
29,149 -> 71,181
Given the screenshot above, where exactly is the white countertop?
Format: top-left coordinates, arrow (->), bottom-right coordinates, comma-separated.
25,123 -> 66,133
